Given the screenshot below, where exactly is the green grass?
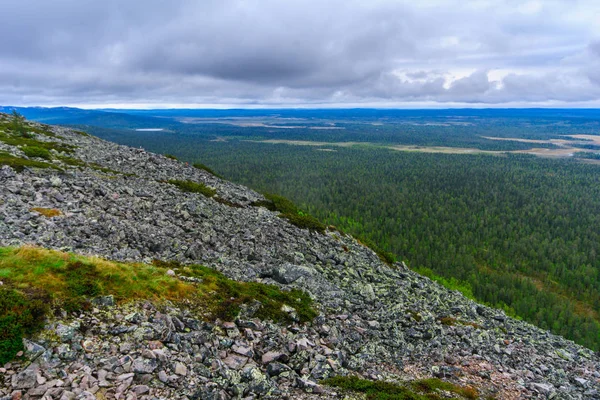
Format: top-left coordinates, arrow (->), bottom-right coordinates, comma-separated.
0,151 -> 60,172
164,154 -> 178,160
168,179 -> 217,197
0,130 -> 75,154
355,235 -> 397,265
193,162 -> 223,178
252,193 -> 326,233
414,267 -> 475,300
321,376 -> 479,400
22,146 -> 52,160
0,246 -> 317,364
153,260 -> 317,323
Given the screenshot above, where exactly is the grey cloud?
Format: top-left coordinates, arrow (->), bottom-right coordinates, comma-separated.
0,0 -> 599,106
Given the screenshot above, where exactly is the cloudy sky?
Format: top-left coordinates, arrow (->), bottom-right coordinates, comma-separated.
1,0 -> 600,108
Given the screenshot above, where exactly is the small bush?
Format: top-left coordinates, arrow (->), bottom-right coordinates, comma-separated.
168,179 -> 216,197
252,193 -> 326,233
355,236 -> 397,265
22,146 -> 51,160
0,287 -> 49,364
193,162 -> 223,178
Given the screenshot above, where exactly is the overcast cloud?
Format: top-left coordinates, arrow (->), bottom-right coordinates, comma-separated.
1,0 -> 600,107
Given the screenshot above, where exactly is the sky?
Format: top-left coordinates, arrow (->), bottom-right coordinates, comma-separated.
1,0 -> 600,108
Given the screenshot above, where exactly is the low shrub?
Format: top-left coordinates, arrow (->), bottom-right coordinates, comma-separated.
252,193 -> 326,233
193,162 -> 223,178
168,179 -> 216,197
22,146 -> 52,160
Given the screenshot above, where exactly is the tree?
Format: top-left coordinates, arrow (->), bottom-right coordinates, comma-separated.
10,110 -> 29,137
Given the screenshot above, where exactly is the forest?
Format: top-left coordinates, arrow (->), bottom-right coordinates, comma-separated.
20,108 -> 600,350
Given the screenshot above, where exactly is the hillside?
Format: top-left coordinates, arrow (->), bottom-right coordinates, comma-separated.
1,114 -> 600,399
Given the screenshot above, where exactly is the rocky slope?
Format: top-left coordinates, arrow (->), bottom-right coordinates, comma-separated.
1,116 -> 600,399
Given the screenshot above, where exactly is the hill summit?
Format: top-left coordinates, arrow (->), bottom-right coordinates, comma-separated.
1,114 -> 599,399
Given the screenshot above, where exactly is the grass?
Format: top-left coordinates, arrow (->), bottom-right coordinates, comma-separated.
0,129 -> 75,154
168,179 -> 217,197
30,208 -> 62,218
0,246 -> 317,364
321,375 -> 479,400
0,151 -> 60,172
355,235 -> 397,265
193,162 -> 224,178
153,260 -> 317,323
252,193 -> 326,233
22,146 -> 51,160
438,316 -> 482,329
164,154 -> 178,160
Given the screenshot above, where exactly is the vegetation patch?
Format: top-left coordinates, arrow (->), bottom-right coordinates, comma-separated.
0,130 -> 75,155
355,235 -> 397,265
22,145 -> 52,160
168,179 -> 216,197
321,375 -> 479,400
193,162 -> 223,178
0,246 -> 317,364
164,154 -> 178,160
153,260 -> 317,323
252,193 -> 326,233
30,207 -> 62,218
0,151 -> 60,172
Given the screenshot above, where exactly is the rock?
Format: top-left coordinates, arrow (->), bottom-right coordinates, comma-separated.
174,362 -> 187,376
222,354 -> 249,370
261,351 -> 287,364
132,358 -> 158,374
91,295 -> 114,307
272,264 -> 313,284
11,365 -> 38,389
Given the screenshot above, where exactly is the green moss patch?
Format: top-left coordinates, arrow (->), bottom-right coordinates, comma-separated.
322,375 -> 479,400
0,247 -> 317,364
193,162 -> 223,178
252,193 -> 326,233
0,151 -> 60,172
153,260 -> 317,323
168,179 -> 217,197
22,145 -> 52,160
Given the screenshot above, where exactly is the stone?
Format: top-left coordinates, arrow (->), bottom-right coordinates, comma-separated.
222,354 -> 248,370
174,362 -> 187,376
11,366 -> 38,389
261,351 -> 286,364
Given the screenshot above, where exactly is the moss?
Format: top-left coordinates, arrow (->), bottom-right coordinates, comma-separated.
408,310 -> 423,322
22,146 -> 52,160
0,151 -> 60,172
412,379 -> 478,400
355,235 -> 397,265
252,193 -> 326,233
322,375 -> 479,400
0,246 -> 317,363
0,130 -> 75,154
153,260 -> 317,323
0,287 -> 49,364
438,316 -> 481,329
168,179 -> 216,197
30,208 -> 62,218
214,197 -> 244,208
193,162 -> 223,178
